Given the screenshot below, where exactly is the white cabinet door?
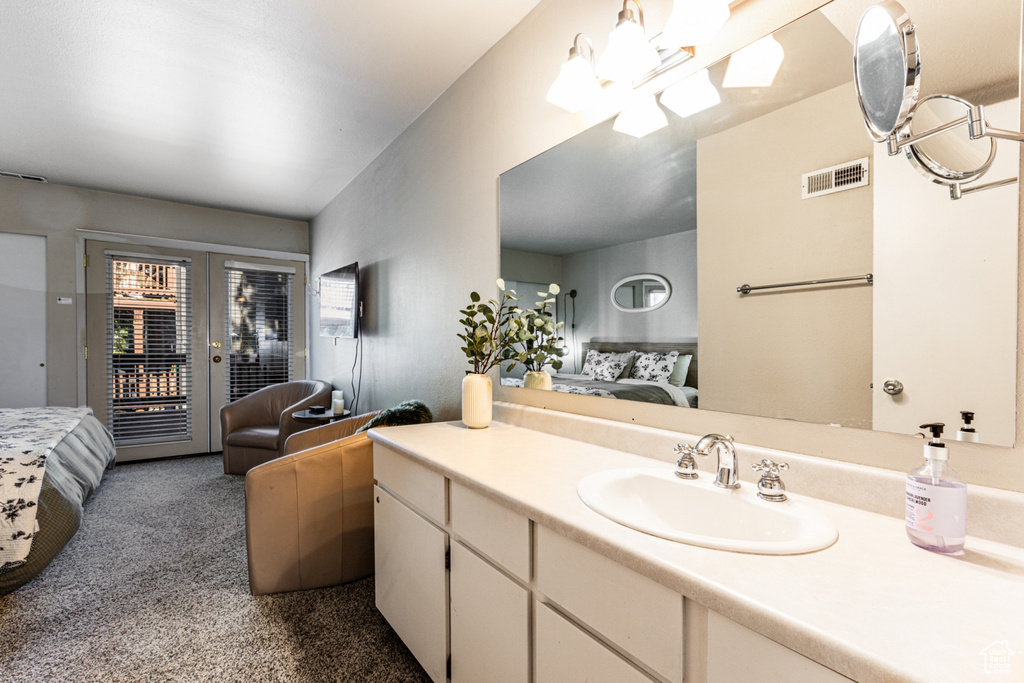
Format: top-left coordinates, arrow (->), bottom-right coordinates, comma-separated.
374,485 -> 448,683
706,611 -> 852,682
450,541 -> 529,683
535,601 -> 653,683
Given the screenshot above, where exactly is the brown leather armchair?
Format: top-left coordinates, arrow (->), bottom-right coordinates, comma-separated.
219,379 -> 332,474
244,411 -> 381,595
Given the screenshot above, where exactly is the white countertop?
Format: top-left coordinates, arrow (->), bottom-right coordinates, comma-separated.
369,420 -> 1024,683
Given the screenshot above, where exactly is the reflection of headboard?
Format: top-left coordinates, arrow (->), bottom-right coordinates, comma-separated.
581,341 -> 698,389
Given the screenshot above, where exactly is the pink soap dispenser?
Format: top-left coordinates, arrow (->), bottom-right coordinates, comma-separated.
906,423 -> 967,554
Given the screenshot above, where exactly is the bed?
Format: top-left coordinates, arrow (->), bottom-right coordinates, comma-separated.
0,407 -> 116,594
502,341 -> 698,408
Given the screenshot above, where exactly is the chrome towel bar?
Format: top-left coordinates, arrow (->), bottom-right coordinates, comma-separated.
737,274 -> 873,295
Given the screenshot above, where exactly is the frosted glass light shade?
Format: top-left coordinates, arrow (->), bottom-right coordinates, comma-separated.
613,96 -> 668,138
547,55 -> 603,113
723,35 -> 785,87
660,68 -> 720,118
660,0 -> 730,48
597,18 -> 660,84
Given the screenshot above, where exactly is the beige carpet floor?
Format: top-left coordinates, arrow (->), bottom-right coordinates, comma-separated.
0,454 -> 430,683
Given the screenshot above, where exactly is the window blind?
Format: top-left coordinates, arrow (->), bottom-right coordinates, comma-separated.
225,266 -> 293,402
106,255 -> 192,445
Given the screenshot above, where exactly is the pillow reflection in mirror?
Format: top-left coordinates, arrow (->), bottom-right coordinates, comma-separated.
582,350 -> 635,381
668,354 -> 693,388
629,351 -> 679,382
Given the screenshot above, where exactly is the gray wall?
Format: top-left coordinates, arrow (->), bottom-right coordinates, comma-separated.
307,0 -> 1024,492
560,230 -> 698,372
0,178 -> 308,406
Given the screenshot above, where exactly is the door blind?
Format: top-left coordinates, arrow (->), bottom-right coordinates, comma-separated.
106,255 -> 192,445
225,266 -> 293,402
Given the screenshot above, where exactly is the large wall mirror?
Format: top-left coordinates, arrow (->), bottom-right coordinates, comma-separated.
499,0 -> 1021,446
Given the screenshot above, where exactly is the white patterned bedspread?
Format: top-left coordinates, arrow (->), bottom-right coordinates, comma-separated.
0,407 -> 92,569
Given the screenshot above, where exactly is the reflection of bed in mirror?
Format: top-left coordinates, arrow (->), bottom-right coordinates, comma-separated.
501,341 -> 698,408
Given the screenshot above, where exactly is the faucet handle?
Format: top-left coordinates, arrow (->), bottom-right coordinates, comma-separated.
751,459 -> 789,502
673,443 -> 699,479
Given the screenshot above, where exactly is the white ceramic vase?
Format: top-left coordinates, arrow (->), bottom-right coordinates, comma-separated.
523,370 -> 552,390
462,373 -> 492,429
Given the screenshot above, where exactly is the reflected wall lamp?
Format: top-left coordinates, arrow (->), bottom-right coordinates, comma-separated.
659,68 -> 720,118
613,95 -> 669,137
723,34 -> 785,87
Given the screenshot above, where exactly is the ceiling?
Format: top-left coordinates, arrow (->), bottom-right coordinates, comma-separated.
0,0 -> 543,220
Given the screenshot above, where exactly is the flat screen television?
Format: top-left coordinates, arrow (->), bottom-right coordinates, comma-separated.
319,262 -> 359,338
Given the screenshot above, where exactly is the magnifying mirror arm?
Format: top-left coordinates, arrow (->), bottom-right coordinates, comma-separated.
886,114 -> 970,155
890,103 -> 1024,157
950,176 -> 1019,200
968,104 -> 1024,143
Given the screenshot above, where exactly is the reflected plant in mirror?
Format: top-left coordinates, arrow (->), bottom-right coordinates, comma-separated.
506,284 -> 567,390
499,0 -> 1020,446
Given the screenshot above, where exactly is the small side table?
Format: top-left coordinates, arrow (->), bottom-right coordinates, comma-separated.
292,408 -> 352,424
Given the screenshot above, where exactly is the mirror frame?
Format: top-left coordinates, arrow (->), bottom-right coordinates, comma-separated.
905,94 -> 998,184
610,273 -> 672,313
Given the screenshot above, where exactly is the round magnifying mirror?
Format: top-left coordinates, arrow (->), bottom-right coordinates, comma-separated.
611,274 -> 671,313
853,1 -> 920,142
904,94 -> 996,184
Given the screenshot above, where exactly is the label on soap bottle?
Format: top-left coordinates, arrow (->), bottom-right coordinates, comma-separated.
905,479 -> 967,537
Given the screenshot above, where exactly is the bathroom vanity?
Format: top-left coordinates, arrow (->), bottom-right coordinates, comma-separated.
368,406 -> 1024,683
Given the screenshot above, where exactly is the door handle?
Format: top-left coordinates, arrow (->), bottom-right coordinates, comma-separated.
211,341 -> 222,349
883,379 -> 904,395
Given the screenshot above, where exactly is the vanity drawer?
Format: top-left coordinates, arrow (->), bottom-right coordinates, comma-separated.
536,526 -> 683,683
373,445 -> 446,526
535,601 -> 654,683
451,481 -> 530,582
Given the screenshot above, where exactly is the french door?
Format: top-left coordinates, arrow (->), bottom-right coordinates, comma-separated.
85,241 -> 306,462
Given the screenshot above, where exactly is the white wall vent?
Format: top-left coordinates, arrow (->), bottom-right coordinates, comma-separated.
0,171 -> 47,183
801,157 -> 868,199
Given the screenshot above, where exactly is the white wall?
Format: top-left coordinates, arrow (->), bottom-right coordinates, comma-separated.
697,83 -> 873,430
872,98 -> 1020,446
0,178 -> 308,406
308,0 -> 1024,492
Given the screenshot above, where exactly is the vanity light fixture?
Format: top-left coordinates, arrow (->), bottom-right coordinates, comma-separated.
547,33 -> 603,113
722,34 -> 785,88
659,0 -> 730,48
659,68 -> 720,118
596,0 -> 661,84
613,95 -> 668,138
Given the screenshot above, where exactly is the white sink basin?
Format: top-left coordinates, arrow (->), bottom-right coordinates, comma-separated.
577,467 -> 838,555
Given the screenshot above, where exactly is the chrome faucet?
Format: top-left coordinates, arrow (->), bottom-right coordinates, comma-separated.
693,434 -> 740,489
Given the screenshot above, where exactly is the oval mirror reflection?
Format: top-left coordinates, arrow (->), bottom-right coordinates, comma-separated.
611,274 -> 672,313
854,1 -> 919,141
905,94 -> 996,183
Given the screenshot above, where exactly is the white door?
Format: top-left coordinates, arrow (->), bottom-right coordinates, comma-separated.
86,241 -> 209,461
207,253 -> 307,449
0,232 -> 47,408
872,99 -> 1019,446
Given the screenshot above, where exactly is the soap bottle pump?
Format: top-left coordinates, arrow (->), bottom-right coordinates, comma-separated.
906,423 -> 967,554
956,411 -> 979,443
